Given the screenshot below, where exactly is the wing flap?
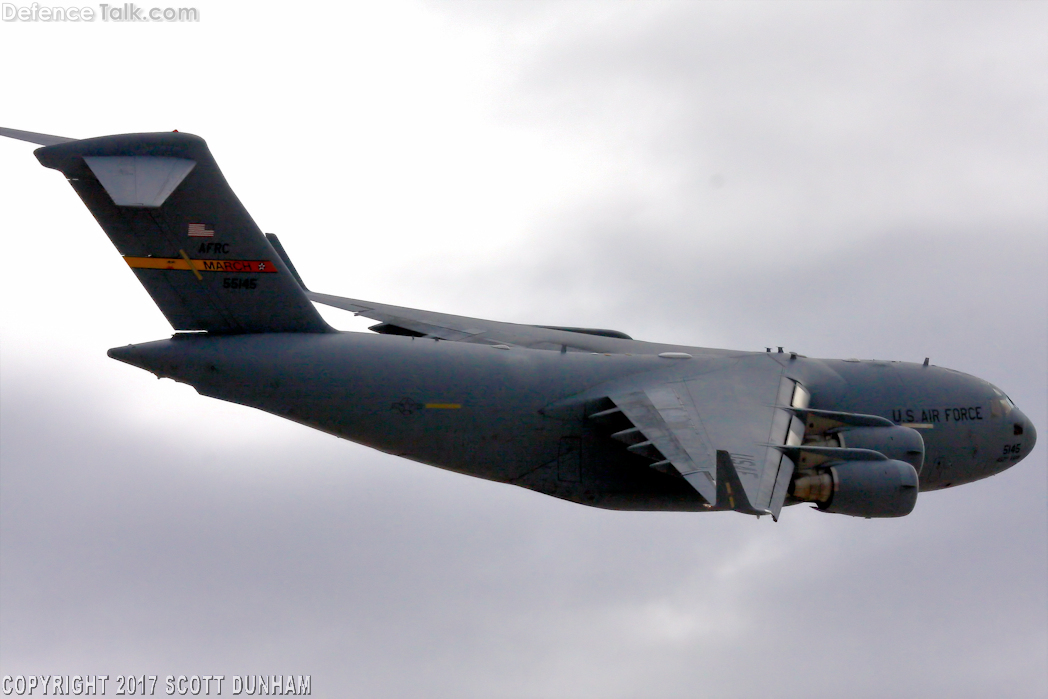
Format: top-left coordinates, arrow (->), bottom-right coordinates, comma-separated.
608,387 -> 717,504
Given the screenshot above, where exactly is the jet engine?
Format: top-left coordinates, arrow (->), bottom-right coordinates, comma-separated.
787,408 -> 925,518
831,425 -> 925,471
790,458 -> 919,518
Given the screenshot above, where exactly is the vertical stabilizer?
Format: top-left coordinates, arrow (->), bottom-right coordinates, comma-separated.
34,132 -> 331,334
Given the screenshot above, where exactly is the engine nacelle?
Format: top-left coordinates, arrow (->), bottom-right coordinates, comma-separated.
836,425 -> 925,472
802,459 -> 919,518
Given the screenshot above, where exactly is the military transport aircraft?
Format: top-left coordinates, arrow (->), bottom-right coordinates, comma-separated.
1,127 -> 1037,520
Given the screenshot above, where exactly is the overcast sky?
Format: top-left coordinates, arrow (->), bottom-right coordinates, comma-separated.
1,2 -> 1046,697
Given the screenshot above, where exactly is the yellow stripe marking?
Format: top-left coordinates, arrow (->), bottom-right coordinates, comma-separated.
425,403 -> 462,409
124,256 -> 278,274
125,256 -> 193,270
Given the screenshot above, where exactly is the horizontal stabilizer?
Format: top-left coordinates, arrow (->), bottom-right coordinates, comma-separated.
0,126 -> 77,146
0,127 -> 76,146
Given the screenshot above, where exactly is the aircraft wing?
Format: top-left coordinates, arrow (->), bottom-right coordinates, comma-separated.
278,245 -> 806,518
308,288 -> 807,517
604,385 -> 721,505
596,355 -> 807,517
305,290 -> 640,354
259,234 -> 657,353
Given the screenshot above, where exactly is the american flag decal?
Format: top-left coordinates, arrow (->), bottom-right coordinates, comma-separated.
187,223 -> 215,237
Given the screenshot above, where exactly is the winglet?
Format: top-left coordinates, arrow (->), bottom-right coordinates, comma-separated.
716,451 -> 766,516
0,127 -> 77,146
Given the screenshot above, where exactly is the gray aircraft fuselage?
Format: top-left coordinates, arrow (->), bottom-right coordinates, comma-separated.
1,126 -> 1036,518
109,329 -> 1036,512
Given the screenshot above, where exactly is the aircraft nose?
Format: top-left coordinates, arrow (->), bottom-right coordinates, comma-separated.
1014,408 -> 1036,454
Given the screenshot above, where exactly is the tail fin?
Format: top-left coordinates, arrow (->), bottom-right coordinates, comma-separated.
34,132 -> 331,334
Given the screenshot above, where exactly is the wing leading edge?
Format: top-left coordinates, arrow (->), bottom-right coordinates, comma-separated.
305,290 -> 643,354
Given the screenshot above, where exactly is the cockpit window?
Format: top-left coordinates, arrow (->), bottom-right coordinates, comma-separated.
991,397 -> 1015,418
